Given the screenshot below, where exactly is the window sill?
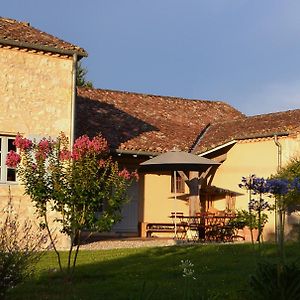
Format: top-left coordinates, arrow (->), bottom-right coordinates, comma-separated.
0,182 -> 19,185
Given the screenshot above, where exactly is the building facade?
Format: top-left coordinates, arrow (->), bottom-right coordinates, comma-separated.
1,17 -> 299,243
0,17 -> 87,248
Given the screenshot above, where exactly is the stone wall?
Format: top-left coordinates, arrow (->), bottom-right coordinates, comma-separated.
0,47 -> 73,137
0,185 -> 71,249
0,47 -> 74,249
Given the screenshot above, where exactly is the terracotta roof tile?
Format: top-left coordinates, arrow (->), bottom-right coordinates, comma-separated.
76,87 -> 244,153
195,109 -> 300,154
0,17 -> 87,57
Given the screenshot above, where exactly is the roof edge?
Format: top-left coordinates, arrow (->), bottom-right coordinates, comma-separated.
0,38 -> 88,58
199,140 -> 237,156
112,149 -> 160,157
235,131 -> 289,141
199,131 -> 290,156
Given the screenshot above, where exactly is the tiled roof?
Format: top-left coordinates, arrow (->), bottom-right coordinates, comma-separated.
0,17 -> 87,57
76,87 -> 245,153
195,109 -> 300,154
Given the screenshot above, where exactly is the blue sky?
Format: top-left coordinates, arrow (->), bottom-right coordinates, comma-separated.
2,1 -> 300,115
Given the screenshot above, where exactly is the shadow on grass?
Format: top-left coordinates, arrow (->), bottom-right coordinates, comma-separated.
7,243 -> 300,300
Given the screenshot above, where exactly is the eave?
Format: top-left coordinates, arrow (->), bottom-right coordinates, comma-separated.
0,38 -> 88,58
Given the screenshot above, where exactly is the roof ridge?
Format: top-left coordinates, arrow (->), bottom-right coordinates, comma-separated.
0,17 -> 24,24
205,115 -> 247,127
78,86 -> 239,106
248,108 -> 300,118
205,108 -> 300,127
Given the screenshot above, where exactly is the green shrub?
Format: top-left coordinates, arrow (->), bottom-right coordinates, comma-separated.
0,197 -> 48,299
229,210 -> 268,230
249,262 -> 300,300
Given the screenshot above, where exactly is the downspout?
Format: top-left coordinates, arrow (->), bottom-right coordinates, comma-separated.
70,53 -> 78,147
273,135 -> 282,247
274,134 -> 282,171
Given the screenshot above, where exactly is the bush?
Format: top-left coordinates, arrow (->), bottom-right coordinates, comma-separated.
0,196 -> 48,299
249,262 -> 300,300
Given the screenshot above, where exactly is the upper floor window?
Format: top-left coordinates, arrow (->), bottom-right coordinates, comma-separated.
0,136 -> 17,183
171,173 -> 185,193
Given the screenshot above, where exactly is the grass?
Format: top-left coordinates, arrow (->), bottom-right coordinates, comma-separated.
7,242 -> 300,300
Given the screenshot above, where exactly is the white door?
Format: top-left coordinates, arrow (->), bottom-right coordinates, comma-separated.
112,181 -> 139,233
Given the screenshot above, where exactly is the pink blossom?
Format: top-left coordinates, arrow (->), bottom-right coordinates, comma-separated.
59,149 -> 71,161
72,151 -> 80,161
72,135 -> 90,160
35,138 -> 52,161
131,170 -> 139,181
13,133 -> 32,151
35,151 -> 47,161
6,151 -> 21,168
90,136 -> 108,153
118,168 -> 131,180
71,135 -> 109,160
38,139 -> 51,154
32,163 -> 37,170
98,159 -> 106,168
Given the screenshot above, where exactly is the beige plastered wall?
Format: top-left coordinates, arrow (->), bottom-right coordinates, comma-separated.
0,47 -> 74,249
141,172 -> 189,236
210,135 -> 300,241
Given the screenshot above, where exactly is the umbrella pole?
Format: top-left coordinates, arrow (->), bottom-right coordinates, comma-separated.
174,170 -> 177,237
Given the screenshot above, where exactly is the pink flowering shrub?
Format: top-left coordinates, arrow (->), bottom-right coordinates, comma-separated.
59,149 -> 72,161
13,133 -> 32,151
7,132 -> 138,277
118,168 -> 139,181
6,151 -> 21,168
89,135 -> 108,153
72,134 -> 108,160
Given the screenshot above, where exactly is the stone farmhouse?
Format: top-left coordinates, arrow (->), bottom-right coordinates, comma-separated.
1,17 -> 300,245
0,17 -> 87,247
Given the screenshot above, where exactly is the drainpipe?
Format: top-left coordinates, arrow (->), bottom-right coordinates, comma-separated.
70,53 -> 77,147
274,135 -> 282,171
273,135 -> 282,245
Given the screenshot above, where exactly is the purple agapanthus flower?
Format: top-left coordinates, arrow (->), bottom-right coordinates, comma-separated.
252,177 -> 269,194
266,178 -> 289,196
249,198 -> 271,212
291,178 -> 300,191
239,174 -> 256,190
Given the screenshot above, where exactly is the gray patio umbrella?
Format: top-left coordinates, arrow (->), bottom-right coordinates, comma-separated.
139,151 -> 220,235
139,150 -> 220,172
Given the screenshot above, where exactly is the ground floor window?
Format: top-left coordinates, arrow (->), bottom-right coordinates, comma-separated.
0,136 -> 17,183
171,172 -> 185,193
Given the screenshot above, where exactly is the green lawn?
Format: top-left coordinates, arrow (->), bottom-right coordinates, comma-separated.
7,242 -> 300,300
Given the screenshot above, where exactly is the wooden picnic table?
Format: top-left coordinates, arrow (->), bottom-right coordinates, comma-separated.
169,212 -> 237,242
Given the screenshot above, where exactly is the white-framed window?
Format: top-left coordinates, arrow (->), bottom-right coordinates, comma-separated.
0,136 -> 17,183
171,173 -> 185,193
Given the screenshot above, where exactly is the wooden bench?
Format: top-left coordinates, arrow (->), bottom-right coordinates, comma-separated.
145,222 -> 187,238
146,223 -> 175,237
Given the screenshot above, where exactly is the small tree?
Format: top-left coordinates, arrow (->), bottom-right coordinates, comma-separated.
76,62 -> 93,88
268,159 -> 300,263
239,173 -> 300,261
6,133 -> 137,278
247,171 -> 300,299
239,175 -> 271,245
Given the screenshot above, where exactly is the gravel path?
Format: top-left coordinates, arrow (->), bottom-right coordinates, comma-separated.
80,238 -> 178,250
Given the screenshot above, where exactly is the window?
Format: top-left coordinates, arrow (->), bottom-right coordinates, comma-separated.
171,173 -> 185,193
0,136 -> 17,183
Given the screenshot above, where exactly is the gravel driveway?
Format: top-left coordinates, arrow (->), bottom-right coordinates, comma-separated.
80,238 -> 178,250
